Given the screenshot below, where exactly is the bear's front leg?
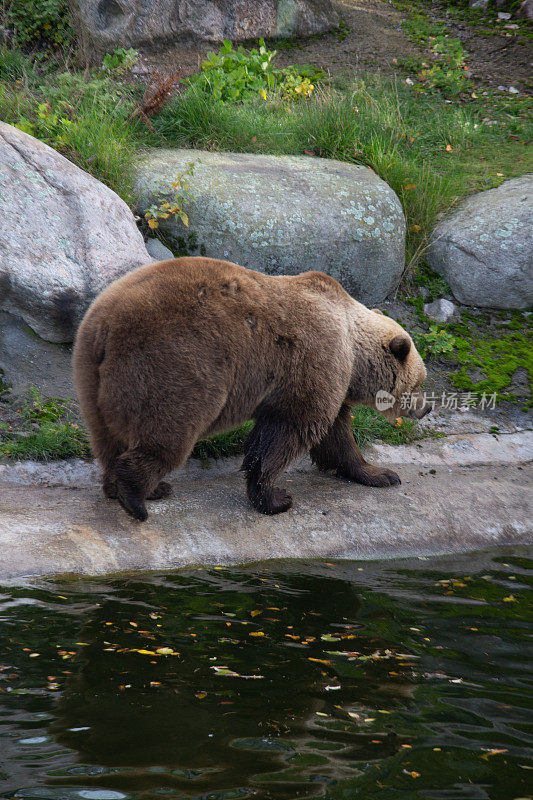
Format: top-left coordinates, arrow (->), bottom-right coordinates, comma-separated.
242,416 -> 305,514
310,404 -> 401,488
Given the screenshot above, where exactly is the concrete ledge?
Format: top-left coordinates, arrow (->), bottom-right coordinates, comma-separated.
0,432 -> 531,580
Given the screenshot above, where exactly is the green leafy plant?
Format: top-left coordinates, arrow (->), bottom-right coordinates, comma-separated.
102,48 -> 139,75
420,36 -> 472,97
5,0 -> 73,48
188,39 -> 278,102
413,326 -> 456,360
16,99 -> 74,144
187,39 -> 323,103
144,162 -> 196,230
279,68 -> 317,100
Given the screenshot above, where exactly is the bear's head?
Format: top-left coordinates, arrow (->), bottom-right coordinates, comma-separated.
350,307 -> 431,423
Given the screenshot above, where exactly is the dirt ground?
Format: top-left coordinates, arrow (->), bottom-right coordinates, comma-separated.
138,0 -> 532,90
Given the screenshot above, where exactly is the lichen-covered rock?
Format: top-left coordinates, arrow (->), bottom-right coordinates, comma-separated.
0,122 -> 150,343
71,0 -> 339,59
427,176 -> 533,310
134,149 -> 406,304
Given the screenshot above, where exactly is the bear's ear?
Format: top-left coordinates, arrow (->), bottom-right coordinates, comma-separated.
390,335 -> 411,362
372,308 -> 384,315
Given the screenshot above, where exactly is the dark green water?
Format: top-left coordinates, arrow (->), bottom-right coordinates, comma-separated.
1,549 -> 532,800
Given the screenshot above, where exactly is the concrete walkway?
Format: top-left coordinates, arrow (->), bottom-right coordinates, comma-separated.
0,431 -> 531,580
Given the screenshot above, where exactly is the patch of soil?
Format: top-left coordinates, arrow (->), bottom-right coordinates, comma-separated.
135,0 -> 532,91
430,2 -> 532,91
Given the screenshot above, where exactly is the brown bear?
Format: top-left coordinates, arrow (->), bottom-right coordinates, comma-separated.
73,257 -> 430,521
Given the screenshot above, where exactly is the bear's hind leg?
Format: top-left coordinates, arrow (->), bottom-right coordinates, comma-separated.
87,420 -> 125,500
115,446 -> 176,521
242,416 -> 305,515
310,404 -> 401,487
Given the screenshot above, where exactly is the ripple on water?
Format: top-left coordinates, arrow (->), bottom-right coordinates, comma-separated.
1,549 -> 532,800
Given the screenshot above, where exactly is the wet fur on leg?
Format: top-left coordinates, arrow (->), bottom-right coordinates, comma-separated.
242,416 -> 304,514
311,404 -> 401,487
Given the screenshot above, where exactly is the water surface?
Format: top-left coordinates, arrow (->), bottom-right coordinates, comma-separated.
1,549 -> 532,799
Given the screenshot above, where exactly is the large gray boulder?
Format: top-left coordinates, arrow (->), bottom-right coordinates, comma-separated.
71,0 -> 339,59
0,122 -> 150,343
427,176 -> 533,310
134,149 -> 406,304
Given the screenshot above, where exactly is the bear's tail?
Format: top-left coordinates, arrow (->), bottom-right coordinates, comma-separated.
72,315 -> 120,473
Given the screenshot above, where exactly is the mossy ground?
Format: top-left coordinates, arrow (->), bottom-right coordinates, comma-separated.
401,291 -> 533,410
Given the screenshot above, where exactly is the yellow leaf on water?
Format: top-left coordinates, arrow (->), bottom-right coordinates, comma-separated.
481,749 -> 508,760
251,610 -> 261,617
503,595 -> 516,602
249,631 -> 265,637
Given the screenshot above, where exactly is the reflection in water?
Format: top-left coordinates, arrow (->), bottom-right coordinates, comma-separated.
0,550 -> 532,799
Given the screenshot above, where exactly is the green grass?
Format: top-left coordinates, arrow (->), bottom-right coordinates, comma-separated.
0,393 -> 417,463
0,46 -> 35,81
0,422 -> 91,460
0,389 -> 90,460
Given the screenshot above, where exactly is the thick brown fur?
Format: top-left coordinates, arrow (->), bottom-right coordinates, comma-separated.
73,257 -> 429,520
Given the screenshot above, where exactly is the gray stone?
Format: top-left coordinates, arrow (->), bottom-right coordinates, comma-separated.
0,122 -> 150,343
427,175 -> 533,309
0,431 -> 531,578
134,149 -> 406,304
145,237 -> 174,261
423,298 -> 456,323
469,0 -> 488,8
71,0 -> 339,59
0,311 -> 74,401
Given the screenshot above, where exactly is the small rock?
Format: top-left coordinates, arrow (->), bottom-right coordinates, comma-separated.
497,11 -> 512,19
145,238 -> 174,262
423,299 -> 456,323
508,86 -> 519,94
469,0 -> 488,8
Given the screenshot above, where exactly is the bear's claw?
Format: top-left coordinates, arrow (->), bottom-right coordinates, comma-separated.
340,464 -> 401,488
147,481 -> 172,501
